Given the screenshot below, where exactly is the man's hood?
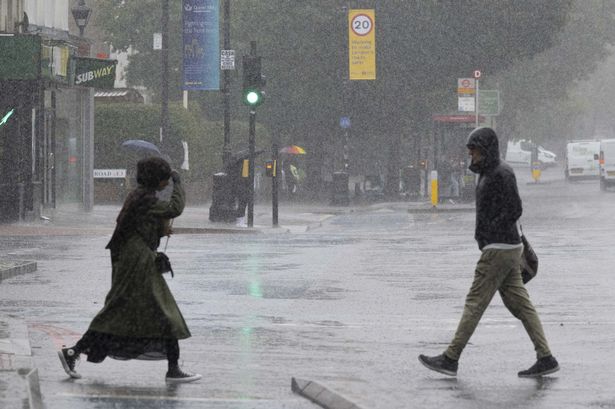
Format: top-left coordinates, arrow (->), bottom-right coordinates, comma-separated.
467,127 -> 500,173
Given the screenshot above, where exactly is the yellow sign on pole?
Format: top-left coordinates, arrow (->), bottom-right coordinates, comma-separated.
348,9 -> 376,80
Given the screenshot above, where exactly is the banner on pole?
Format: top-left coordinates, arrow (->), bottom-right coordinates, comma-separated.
182,0 -> 220,90
348,9 -> 376,80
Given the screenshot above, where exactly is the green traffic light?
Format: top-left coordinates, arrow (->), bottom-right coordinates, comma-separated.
246,91 -> 260,104
0,108 -> 15,126
243,88 -> 263,107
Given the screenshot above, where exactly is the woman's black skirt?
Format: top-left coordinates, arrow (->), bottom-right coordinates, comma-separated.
76,330 -> 177,363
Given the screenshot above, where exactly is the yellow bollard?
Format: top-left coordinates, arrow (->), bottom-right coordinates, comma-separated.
531,161 -> 541,182
430,170 -> 438,207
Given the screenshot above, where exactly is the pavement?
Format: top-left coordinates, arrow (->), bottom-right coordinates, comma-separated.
0,194 -> 474,409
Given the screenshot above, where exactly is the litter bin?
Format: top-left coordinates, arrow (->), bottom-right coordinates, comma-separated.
330,171 -> 349,206
402,166 -> 420,196
209,172 -> 236,222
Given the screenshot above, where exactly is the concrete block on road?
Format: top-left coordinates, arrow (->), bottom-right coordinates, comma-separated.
0,260 -> 37,283
291,377 -> 364,409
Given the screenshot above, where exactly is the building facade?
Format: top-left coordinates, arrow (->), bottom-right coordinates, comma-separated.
0,0 -> 115,222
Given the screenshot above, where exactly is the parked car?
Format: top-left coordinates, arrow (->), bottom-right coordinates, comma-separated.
599,139 -> 615,191
565,140 -> 600,180
505,140 -> 557,168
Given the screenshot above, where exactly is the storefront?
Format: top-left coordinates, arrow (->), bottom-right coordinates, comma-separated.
0,33 -> 115,222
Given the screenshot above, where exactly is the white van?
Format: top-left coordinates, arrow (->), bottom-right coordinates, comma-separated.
599,139 -> 615,191
565,140 -> 600,180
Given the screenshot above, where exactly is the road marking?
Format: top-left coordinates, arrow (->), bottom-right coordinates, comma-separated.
56,392 -> 298,403
29,323 -> 81,349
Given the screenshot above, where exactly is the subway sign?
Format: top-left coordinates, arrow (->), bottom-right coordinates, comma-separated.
73,57 -> 117,89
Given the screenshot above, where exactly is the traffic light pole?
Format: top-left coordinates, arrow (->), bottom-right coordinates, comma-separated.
222,0 -> 231,166
247,109 -> 256,227
247,41 -> 257,228
272,141 -> 279,227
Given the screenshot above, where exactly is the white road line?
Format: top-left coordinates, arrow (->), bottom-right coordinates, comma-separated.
55,392 -> 296,403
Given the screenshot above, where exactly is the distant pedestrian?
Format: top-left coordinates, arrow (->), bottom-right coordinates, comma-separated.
58,157 -> 201,383
448,159 -> 461,198
419,127 -> 559,378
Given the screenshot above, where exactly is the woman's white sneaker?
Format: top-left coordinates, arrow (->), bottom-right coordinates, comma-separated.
165,368 -> 202,383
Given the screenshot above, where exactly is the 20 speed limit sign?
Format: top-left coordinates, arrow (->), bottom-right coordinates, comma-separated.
351,14 -> 373,36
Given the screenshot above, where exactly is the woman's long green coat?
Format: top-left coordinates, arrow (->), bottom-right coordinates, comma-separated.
88,181 -> 191,340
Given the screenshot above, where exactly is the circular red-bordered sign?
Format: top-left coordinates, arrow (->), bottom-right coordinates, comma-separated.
351,14 -> 374,36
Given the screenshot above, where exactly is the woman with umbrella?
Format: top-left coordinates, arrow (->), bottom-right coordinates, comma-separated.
57,157 -> 201,383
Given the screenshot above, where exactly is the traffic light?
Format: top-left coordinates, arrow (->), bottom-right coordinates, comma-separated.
265,160 -> 276,177
0,108 -> 15,126
242,55 -> 265,107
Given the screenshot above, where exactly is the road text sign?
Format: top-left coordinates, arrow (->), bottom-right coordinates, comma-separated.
220,49 -> 235,70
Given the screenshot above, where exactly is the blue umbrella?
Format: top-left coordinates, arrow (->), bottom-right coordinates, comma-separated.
121,139 -> 161,157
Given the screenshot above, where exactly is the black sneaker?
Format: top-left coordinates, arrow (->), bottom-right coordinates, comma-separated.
165,367 -> 202,384
58,347 -> 81,379
418,353 -> 458,376
518,355 -> 560,378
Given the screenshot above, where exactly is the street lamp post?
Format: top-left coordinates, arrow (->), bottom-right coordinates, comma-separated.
160,0 -> 169,147
71,0 -> 94,213
71,0 -> 92,37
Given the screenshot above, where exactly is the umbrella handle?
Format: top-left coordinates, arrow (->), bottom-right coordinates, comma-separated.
163,219 -> 174,252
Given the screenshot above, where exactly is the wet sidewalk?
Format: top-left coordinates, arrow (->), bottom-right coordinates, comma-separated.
0,202 -> 345,237
0,260 -> 40,409
0,198 -> 472,237
0,319 -> 42,409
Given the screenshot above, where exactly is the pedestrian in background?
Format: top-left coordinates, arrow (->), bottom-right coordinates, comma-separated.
419,127 -> 559,378
58,157 -> 201,383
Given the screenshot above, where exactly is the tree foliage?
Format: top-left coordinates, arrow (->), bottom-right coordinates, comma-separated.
93,1 -> 594,193
94,102 -> 270,201
488,0 -> 615,150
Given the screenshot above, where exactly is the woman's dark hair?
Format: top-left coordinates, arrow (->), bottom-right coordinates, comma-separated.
137,157 -> 171,188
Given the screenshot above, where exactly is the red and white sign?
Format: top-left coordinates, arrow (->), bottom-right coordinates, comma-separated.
457,78 -> 475,95
474,70 -> 481,79
350,13 -> 374,36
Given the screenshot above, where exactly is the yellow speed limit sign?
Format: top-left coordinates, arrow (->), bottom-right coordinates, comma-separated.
348,9 -> 376,80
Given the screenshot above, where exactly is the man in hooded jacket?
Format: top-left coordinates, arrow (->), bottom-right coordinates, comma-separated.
419,127 -> 559,378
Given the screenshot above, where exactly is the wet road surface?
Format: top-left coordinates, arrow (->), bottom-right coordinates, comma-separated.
1,164 -> 615,408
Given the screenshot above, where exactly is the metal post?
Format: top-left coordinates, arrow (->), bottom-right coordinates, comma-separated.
82,88 -> 94,212
342,3 -> 349,172
17,183 -> 24,221
475,79 -> 480,128
160,0 -> 169,146
272,141 -> 279,226
222,0 -> 231,166
248,109 -> 256,227
247,41 -> 257,228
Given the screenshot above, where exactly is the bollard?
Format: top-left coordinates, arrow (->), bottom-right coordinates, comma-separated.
430,170 -> 438,207
531,161 -> 542,183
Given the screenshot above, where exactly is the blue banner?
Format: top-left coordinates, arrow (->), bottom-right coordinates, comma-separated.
182,0 -> 220,91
